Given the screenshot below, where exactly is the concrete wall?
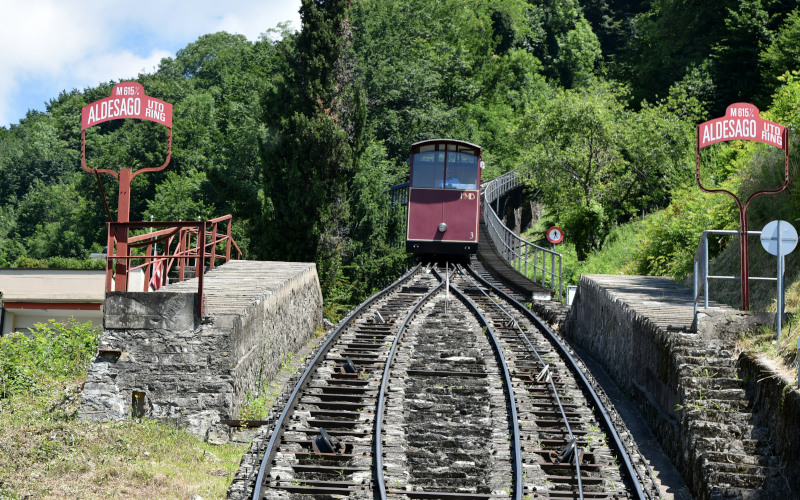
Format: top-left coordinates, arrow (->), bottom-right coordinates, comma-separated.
79,262 -> 323,438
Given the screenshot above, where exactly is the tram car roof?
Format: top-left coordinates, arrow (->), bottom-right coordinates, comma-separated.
411,138 -> 482,150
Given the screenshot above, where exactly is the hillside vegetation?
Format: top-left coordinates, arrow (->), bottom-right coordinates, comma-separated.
1,0 -> 799,316
3,1 -> 800,497
0,320 -> 246,498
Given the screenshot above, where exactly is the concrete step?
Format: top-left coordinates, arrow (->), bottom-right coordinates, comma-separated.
685,408 -> 755,424
702,437 -> 774,455
704,450 -> 782,468
682,376 -> 745,391
685,419 -> 768,440
677,356 -> 739,368
706,467 -> 788,494
685,387 -> 747,402
708,482 -> 791,500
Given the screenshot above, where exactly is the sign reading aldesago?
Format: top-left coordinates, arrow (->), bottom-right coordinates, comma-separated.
698,102 -> 785,150
695,102 -> 790,312
81,81 -> 172,130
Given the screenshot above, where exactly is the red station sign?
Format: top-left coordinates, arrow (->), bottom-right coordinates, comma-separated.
696,103 -> 790,311
81,82 -> 172,130
698,103 -> 785,150
80,81 -> 174,293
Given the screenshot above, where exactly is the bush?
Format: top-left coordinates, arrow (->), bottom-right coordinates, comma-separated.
633,186 -> 737,279
0,319 -> 101,398
12,255 -> 105,270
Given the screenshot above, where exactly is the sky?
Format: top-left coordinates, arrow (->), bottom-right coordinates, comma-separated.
0,0 -> 302,128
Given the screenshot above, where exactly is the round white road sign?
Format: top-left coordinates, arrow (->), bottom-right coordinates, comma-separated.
760,220 -> 798,256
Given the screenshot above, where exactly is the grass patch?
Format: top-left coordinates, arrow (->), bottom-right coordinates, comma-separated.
0,319 -> 247,499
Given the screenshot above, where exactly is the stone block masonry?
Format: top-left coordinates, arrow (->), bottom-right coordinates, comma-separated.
79,261 -> 323,438
564,275 -> 792,499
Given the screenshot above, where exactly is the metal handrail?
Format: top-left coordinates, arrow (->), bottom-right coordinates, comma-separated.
693,229 -> 776,317
106,215 -> 242,316
482,171 -> 563,301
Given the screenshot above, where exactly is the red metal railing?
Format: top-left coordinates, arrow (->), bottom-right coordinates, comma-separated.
106,215 -> 242,316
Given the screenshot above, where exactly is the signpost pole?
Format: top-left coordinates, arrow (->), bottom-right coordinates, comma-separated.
114,167 -> 133,292
760,220 -> 797,341
777,221 -> 782,340
741,217 -> 750,310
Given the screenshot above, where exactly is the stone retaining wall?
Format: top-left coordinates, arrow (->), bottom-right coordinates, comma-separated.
79,261 -> 323,438
563,275 -> 686,459
738,353 -> 800,493
564,274 -> 794,498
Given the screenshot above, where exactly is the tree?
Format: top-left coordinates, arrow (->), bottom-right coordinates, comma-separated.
619,0 -> 737,106
259,0 -> 365,292
13,175 -> 96,259
519,81 -> 692,259
711,0 -> 774,109
760,9 -> 800,99
555,16 -> 602,88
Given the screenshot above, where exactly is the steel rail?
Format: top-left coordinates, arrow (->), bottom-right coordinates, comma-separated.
463,264 -> 649,500
250,263 -> 423,500
374,267 -> 446,498
457,264 -> 584,499
444,265 -> 524,500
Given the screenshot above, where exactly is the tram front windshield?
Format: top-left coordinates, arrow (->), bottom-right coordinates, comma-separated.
412,147 -> 478,189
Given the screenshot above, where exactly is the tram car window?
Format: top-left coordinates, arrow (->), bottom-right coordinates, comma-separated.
411,150 -> 445,188
406,139 -> 482,257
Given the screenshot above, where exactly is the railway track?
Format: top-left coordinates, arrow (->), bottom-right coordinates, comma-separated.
242,263 -> 659,499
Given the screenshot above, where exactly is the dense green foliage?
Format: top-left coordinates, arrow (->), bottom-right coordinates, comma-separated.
2,0 -> 800,312
0,320 -> 101,397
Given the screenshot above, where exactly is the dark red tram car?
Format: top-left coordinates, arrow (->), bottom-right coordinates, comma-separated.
406,139 -> 483,256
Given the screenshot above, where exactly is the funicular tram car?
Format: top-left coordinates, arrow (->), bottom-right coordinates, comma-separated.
406,139 -> 483,257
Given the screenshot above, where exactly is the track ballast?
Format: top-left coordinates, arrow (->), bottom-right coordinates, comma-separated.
237,263 -> 660,500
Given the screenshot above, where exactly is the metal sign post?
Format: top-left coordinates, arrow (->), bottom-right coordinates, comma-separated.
760,220 -> 798,340
80,82 -> 173,292
445,261 -> 449,316
696,103 -> 789,311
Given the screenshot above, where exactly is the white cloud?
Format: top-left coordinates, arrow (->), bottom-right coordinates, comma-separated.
70,49 -> 173,88
213,3 -> 301,40
0,0 -> 301,126
0,1 -> 98,71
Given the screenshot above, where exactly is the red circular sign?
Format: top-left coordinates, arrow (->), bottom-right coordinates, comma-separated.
546,226 -> 564,244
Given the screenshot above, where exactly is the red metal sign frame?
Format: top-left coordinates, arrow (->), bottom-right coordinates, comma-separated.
80,81 -> 174,293
696,103 -> 790,311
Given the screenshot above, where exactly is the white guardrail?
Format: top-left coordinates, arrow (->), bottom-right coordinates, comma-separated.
483,171 -> 563,301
